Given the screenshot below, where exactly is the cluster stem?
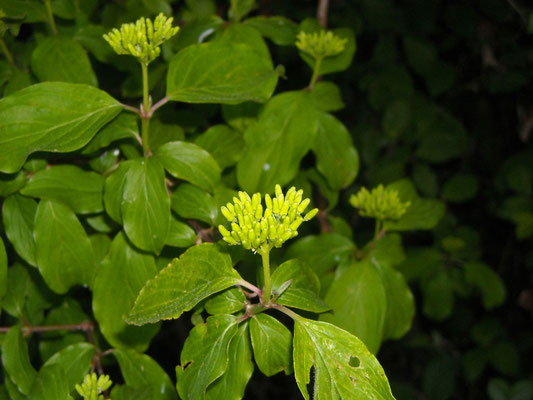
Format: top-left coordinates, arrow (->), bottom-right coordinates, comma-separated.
309,56 -> 323,89
260,246 -> 272,304
140,62 -> 151,156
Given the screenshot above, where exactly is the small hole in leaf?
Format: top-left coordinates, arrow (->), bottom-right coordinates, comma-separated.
349,356 -> 360,367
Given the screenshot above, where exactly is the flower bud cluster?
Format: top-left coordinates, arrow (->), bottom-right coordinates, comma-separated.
103,13 -> 179,65
75,373 -> 112,400
350,185 -> 410,221
219,185 -> 318,251
296,30 -> 347,59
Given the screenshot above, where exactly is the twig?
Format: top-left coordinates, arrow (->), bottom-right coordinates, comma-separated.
147,96 -> 170,118
189,220 -> 214,243
0,321 -> 94,333
120,102 -> 141,116
317,0 -> 329,28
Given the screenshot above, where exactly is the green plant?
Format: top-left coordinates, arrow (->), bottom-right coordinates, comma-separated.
0,0 -> 530,399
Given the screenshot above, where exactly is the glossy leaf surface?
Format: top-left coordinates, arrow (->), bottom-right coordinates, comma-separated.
93,233 -> 160,350
294,318 -> 395,400
121,158 -> 171,254
167,42 -> 278,104
127,244 -> 242,325
20,165 -> 104,214
249,313 -> 293,377
0,82 -> 122,173
34,199 -> 96,294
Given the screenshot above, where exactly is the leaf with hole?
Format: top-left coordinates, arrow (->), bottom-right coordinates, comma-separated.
293,317 -> 395,400
176,315 -> 240,400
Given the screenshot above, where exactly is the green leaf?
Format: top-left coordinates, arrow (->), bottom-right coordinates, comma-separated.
412,163 -> 439,197
237,91 -> 320,193
93,232 -> 160,351
156,141 -> 221,192
3,70 -> 33,97
42,343 -> 94,391
271,259 -> 330,313
321,259 -> 386,354
285,233 -> 355,280
372,258 -> 414,341
83,113 -> 139,154
2,325 -> 37,395
205,322 -> 254,400
313,111 -> 359,190
0,83 -> 122,173
4,375 -> 28,400
2,194 -> 37,266
229,0 -> 255,22
114,348 -> 177,400
2,264 -> 53,323
31,37 -> 97,86
421,267 -> 453,320
293,317 -> 395,400
142,0 -> 171,14
176,315 -> 240,400
249,313 -> 292,376
0,171 -> 27,197
38,299 -> 89,361
382,99 -> 411,139
121,157 -> 170,254
195,125 -> 244,170
218,23 -> 270,62
103,160 -> 132,224
34,199 -> 96,294
416,112 -> 468,163
149,120 -> 185,152
442,174 -> 479,203
171,16 -> 223,53
0,0 -> 46,22
166,215 -> 197,248
371,233 -> 405,268
127,243 -> 242,325
464,262 -> 506,309
244,16 -> 298,46
309,81 -> 345,112
171,183 -> 218,225
20,165 -> 104,214
221,102 -> 260,132
28,364 -> 71,400
167,41 -> 278,104
0,237 -> 6,313
299,25 -> 357,75
403,36 -> 437,77
205,287 -> 246,315
384,179 -> 445,231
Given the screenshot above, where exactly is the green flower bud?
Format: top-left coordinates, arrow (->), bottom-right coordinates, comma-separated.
304,208 -> 319,221
219,225 -> 230,237
218,184 -> 319,252
103,13 -> 179,65
297,198 -> 311,213
350,185 -> 410,221
75,373 -> 112,400
296,30 -> 347,60
221,206 -> 234,222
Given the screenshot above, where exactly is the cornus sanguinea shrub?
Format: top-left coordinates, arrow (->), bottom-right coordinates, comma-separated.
0,1 -> 531,399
